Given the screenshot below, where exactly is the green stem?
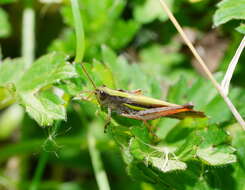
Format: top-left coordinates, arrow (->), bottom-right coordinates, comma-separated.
71,0 -> 85,63
29,152 -> 49,190
21,0 -> 35,67
0,45 -> 2,62
71,0 -> 97,89
87,129 -> 111,190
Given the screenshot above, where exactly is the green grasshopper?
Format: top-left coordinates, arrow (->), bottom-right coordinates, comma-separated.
77,63 -> 205,132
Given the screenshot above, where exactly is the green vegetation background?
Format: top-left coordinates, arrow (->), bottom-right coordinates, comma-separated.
0,0 -> 245,190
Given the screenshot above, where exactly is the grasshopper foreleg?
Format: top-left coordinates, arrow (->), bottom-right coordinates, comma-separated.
104,107 -> 112,133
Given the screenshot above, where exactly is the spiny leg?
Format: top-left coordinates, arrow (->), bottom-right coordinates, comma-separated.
143,120 -> 159,143
104,107 -> 111,133
143,120 -> 153,132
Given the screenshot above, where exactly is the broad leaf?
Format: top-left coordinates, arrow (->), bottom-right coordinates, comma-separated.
20,91 -> 66,126
134,0 -> 173,23
213,0 -> 245,28
197,146 -> 236,165
151,157 -> 187,172
17,52 -> 77,92
0,58 -> 25,86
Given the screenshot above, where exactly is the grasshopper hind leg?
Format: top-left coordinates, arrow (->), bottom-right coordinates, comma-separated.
104,107 -> 112,133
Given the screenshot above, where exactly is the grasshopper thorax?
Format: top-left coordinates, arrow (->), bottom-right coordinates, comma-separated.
95,88 -> 107,101
95,87 -> 130,114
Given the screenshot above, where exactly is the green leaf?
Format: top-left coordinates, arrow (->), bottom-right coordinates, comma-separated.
0,8 -> 11,38
130,125 -> 153,143
197,127 -> 236,164
0,87 -> 16,109
107,20 -> 140,49
232,130 -> 245,168
15,52 -> 78,126
198,126 -> 228,148
134,0 -> 173,23
151,157 -> 187,172
20,91 -> 66,126
48,29 -> 76,57
17,52 -> 77,92
50,0 -> 138,58
91,59 -> 115,88
139,44 -> 184,79
127,162 -> 158,184
236,23 -> 245,34
0,0 -> 16,4
197,146 -> 236,165
213,0 -> 245,27
0,53 -> 77,126
174,130 -> 202,161
0,58 -> 25,87
129,138 -> 159,160
101,46 -> 162,96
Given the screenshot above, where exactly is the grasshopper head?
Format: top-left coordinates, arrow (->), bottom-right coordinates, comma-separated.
95,88 -> 108,106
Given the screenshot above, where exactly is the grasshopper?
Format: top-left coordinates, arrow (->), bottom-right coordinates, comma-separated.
77,63 -> 205,131
95,86 -> 205,131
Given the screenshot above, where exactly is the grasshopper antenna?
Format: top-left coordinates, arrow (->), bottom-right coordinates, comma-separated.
79,62 -> 97,90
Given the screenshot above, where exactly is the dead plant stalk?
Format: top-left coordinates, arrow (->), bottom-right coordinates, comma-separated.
159,0 -> 245,130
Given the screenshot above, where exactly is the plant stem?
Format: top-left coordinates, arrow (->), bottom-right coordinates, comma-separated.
29,152 -> 49,190
70,0 -> 97,89
0,45 -> 2,63
71,0 -> 85,63
221,36 -> 245,95
159,0 -> 245,130
87,130 -> 111,190
21,0 -> 35,67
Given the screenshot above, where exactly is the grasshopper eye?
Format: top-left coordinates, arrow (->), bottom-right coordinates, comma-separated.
99,91 -> 107,100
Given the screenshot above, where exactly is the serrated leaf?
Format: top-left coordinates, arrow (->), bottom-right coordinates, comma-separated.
17,52 -> 77,92
130,138 -> 159,160
127,162 -> 158,184
174,131 -> 202,160
213,0 -> 245,27
134,0 -> 173,24
0,8 -> 11,38
0,58 -> 25,86
197,146 -> 236,165
198,126 -> 229,148
109,124 -> 132,147
20,91 -> 66,126
151,157 -> 187,172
